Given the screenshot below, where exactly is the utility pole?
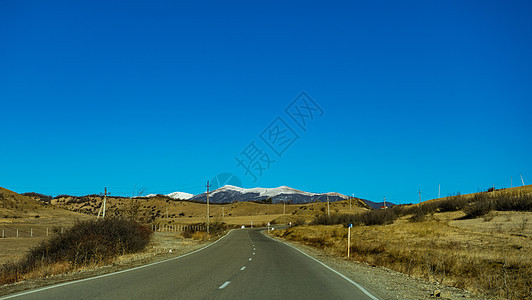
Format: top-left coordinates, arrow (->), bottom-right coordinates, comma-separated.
347,224 -> 352,258
521,174 -> 525,186
418,190 -> 421,205
383,196 -> 386,209
206,181 -> 210,234
327,196 -> 330,217
97,187 -> 108,219
103,187 -> 107,218
438,184 -> 441,199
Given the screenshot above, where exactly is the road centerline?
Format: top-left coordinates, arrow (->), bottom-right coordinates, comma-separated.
218,281 -> 231,289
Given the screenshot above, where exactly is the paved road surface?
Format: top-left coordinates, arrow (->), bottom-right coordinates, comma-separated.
2,229 -> 379,299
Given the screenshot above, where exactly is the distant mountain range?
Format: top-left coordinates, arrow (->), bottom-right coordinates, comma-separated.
188,185 -> 350,204
143,185 -> 376,207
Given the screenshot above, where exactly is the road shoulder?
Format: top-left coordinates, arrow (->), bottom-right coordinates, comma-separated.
266,231 -> 489,300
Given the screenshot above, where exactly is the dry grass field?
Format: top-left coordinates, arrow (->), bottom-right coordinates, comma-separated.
9,184 -> 531,298
46,193 -> 368,227
0,186 -> 368,266
0,188 -> 92,265
272,187 -> 532,299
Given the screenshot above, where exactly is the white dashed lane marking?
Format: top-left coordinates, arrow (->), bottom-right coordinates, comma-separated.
219,281 -> 231,289
240,266 -> 246,271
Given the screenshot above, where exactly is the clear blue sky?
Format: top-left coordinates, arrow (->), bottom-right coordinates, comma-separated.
1,0 -> 531,204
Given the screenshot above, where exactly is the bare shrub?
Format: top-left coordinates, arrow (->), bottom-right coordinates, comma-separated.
410,208 -> 426,222
463,194 -> 493,219
0,218 -> 152,284
518,217 -> 528,231
293,217 -> 306,226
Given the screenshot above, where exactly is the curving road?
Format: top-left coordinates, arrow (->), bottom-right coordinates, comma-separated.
2,229 -> 379,299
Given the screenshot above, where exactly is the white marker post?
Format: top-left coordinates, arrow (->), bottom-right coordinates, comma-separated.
347,223 -> 353,258
267,222 -> 270,232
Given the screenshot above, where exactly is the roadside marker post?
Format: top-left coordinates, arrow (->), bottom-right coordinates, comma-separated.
347,224 -> 353,258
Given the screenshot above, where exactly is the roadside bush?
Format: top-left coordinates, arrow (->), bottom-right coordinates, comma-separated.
182,222 -> 229,239
0,218 -> 152,284
182,227 -> 195,238
351,208 -> 399,225
409,209 -> 426,222
435,195 -> 468,212
493,191 -> 532,211
463,194 -> 493,219
208,221 -> 228,233
309,191 -> 532,227
313,209 -> 399,226
293,217 -> 306,226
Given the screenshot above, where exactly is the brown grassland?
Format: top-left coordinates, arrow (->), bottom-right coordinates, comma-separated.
273,186 -> 532,299
3,185 -> 531,299
0,187 -> 367,266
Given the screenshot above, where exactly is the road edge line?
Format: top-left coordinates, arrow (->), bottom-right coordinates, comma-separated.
1,229 -> 235,300
262,231 -> 380,300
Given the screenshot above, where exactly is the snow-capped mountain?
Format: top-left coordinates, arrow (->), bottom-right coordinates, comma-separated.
190,185 -> 349,204
167,191 -> 194,200
138,192 -> 194,200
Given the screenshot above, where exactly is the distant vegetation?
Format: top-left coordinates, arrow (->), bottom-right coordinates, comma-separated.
312,190 -> 532,226
181,221 -> 232,239
21,192 -> 52,203
0,218 -> 152,285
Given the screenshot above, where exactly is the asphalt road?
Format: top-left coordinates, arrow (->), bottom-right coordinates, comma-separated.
2,229 -> 379,300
